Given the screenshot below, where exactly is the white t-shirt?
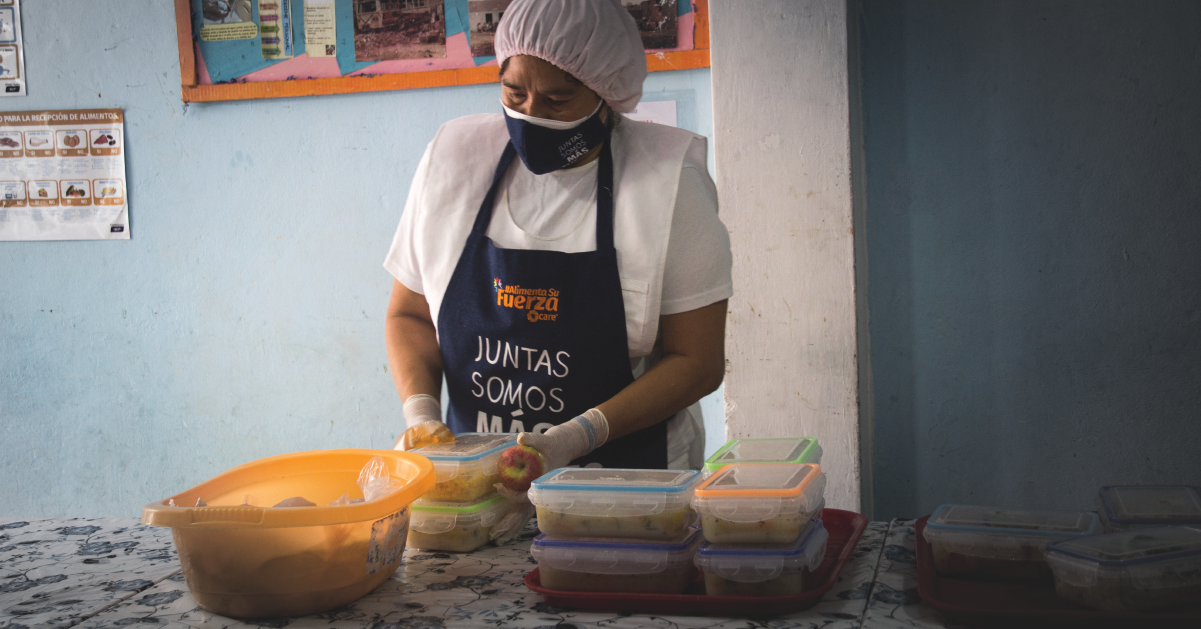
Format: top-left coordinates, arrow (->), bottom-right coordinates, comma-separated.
386,134 -> 733,320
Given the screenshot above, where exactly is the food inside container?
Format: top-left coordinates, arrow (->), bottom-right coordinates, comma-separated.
1095,485 -> 1201,532
1045,525 -> 1201,612
408,493 -> 512,552
528,468 -> 702,540
922,504 -> 1101,581
411,432 -> 517,502
141,449 -> 435,619
703,438 -> 823,476
531,529 -> 702,594
692,464 -> 826,544
695,519 -> 829,596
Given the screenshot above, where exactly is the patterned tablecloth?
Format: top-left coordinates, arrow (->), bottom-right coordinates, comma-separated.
1,518 -> 947,629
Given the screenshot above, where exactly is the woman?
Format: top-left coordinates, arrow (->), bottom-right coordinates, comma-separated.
384,0 -> 731,476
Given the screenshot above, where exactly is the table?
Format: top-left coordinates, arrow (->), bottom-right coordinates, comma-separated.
1,517 -> 948,629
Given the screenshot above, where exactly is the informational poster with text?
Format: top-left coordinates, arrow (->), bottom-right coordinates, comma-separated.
0,109 -> 129,241
0,0 -> 26,96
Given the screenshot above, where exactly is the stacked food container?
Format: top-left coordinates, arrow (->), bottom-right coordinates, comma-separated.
407,433 -> 517,552
526,468 -> 705,594
922,485 -> 1201,613
683,437 -> 826,597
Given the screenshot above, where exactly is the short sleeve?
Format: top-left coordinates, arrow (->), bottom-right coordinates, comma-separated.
383,141 -> 434,295
659,139 -> 733,315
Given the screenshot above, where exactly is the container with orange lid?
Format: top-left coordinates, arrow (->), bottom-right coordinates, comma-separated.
691,463 -> 827,544
141,449 -> 435,619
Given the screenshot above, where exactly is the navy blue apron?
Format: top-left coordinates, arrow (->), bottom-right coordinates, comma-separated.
435,141 -> 667,469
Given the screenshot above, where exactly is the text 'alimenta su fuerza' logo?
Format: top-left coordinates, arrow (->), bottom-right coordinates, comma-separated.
493,277 -> 560,323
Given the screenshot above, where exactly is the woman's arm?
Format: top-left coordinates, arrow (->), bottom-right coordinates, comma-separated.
597,299 -> 728,439
384,279 -> 443,401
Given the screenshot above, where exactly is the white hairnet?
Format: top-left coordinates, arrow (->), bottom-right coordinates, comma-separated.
495,0 -> 648,113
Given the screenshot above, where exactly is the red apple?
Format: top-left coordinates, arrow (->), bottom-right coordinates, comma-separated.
498,445 -> 547,492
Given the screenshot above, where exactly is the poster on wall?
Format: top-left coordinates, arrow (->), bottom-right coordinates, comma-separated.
0,0 -> 27,97
190,0 -> 699,87
0,109 -> 130,242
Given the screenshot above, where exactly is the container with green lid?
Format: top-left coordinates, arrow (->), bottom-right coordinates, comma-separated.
703,438 -> 822,476
408,492 -> 513,552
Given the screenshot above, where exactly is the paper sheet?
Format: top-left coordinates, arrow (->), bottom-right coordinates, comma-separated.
304,0 -> 336,57
0,109 -> 130,241
625,100 -> 677,127
0,0 -> 27,97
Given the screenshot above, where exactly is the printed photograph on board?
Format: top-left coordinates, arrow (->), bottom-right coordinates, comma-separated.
354,0 -> 447,61
202,0 -> 253,24
467,0 -> 513,57
623,0 -> 677,50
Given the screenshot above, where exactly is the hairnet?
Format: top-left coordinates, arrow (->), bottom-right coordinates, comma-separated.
494,0 -> 648,113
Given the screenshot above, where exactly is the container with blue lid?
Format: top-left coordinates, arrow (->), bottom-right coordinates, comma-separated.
923,504 -> 1101,581
528,468 -> 703,540
1044,525 -> 1201,612
1095,485 -> 1201,532
411,433 -> 517,502
694,519 -> 829,596
531,528 -> 702,594
703,438 -> 823,476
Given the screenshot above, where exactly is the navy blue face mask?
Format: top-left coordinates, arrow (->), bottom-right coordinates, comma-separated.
501,100 -> 609,175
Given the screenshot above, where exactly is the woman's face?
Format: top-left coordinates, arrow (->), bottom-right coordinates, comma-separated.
500,55 -> 606,122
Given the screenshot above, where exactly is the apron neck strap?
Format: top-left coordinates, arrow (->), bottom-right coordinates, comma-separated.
470,141 -> 616,252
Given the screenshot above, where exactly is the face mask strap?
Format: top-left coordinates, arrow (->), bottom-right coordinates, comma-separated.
500,99 -> 604,131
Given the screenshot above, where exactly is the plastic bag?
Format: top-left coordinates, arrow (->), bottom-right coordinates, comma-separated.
357,455 -> 402,502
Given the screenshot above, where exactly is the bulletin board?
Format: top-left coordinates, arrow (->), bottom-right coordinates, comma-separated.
174,0 -> 710,103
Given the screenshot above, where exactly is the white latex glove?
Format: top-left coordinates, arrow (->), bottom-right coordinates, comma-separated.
494,408 -> 609,503
394,394 -> 454,451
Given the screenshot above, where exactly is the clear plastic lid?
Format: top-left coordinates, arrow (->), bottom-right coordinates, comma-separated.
695,520 -> 829,581
410,493 -> 511,533
531,528 -> 702,574
413,433 -> 516,461
1098,486 -> 1201,526
527,468 -> 702,517
412,433 -> 517,481
703,438 -> 822,473
926,504 -> 1101,538
1046,525 -> 1201,567
692,464 -> 826,522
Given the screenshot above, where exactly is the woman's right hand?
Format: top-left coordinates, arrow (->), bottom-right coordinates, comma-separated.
393,393 -> 454,451
396,420 -> 455,451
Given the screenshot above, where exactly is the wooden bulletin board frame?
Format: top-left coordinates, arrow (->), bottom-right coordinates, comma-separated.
174,0 -> 710,103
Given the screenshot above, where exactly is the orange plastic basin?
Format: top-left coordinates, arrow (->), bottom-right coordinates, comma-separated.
141,449 -> 435,619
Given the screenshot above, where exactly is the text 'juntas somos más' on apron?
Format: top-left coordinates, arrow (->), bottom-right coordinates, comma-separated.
470,334 -> 571,425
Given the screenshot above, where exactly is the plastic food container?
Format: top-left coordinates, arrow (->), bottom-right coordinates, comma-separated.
1045,525 -> 1201,612
528,468 -> 703,540
703,438 -> 823,476
922,504 -> 1101,581
691,464 -> 826,544
531,529 -> 702,594
408,493 -> 512,552
141,449 -> 434,619
412,432 -> 517,502
1095,485 -> 1201,532
695,519 -> 829,596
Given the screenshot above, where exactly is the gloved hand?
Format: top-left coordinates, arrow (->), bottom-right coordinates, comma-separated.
394,394 -> 455,451
493,408 -> 609,503
490,503 -> 536,546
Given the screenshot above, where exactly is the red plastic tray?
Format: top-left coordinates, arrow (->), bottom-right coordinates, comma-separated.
523,508 -> 867,617
915,515 -> 1201,628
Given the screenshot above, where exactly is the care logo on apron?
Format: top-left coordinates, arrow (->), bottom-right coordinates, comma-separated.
493,277 -> 560,322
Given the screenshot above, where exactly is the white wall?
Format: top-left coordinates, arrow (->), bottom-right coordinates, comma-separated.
711,0 -> 862,511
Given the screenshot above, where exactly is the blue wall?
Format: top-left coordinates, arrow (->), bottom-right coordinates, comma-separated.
862,0 -> 1201,519
0,0 -> 715,518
